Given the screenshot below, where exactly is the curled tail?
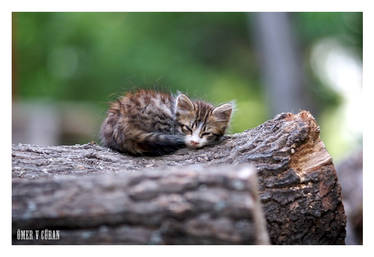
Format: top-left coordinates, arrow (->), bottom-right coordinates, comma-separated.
100,99 -> 185,156
100,119 -> 185,155
136,132 -> 186,156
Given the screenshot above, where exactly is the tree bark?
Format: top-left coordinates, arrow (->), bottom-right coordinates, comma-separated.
12,111 -> 346,244
13,165 -> 268,245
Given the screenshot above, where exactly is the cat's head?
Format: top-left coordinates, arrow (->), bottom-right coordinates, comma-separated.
175,93 -> 233,149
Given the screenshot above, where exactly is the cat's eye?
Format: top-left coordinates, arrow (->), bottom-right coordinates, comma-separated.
201,132 -> 213,137
181,125 -> 192,134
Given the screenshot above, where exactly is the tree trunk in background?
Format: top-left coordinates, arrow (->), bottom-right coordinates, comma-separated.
250,13 -> 313,117
12,111 -> 346,244
336,149 -> 363,245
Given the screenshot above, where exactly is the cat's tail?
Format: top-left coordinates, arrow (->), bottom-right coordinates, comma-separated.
136,132 -> 186,156
100,110 -> 185,155
101,121 -> 185,155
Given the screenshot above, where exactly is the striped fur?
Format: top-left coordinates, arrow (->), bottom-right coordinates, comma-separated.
100,89 -> 233,156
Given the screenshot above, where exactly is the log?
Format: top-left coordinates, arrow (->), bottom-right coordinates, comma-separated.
13,165 -> 269,244
12,111 -> 346,244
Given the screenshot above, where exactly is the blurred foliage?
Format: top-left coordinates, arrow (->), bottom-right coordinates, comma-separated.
13,12 -> 267,133
294,12 -> 362,112
13,12 -> 362,158
295,12 -> 362,57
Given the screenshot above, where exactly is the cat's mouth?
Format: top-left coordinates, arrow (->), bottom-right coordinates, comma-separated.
185,135 -> 208,149
187,142 -> 205,149
186,141 -> 204,149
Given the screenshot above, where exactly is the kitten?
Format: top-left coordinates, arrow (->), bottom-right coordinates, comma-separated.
100,89 -> 233,156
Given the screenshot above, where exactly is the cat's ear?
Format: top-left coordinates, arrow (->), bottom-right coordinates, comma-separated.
212,103 -> 233,122
176,94 -> 194,112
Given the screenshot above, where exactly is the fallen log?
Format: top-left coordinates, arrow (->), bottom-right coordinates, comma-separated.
13,165 -> 269,244
12,111 -> 346,244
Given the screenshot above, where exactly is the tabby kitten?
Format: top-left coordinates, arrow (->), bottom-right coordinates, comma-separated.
100,89 -> 233,156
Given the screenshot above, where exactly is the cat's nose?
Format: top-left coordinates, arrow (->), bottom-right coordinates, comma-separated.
190,140 -> 199,146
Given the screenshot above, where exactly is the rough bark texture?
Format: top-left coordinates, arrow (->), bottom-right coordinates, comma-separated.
12,111 -> 346,244
13,165 -> 269,245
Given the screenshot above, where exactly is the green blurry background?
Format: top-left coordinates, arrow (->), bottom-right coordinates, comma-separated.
12,12 -> 362,161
